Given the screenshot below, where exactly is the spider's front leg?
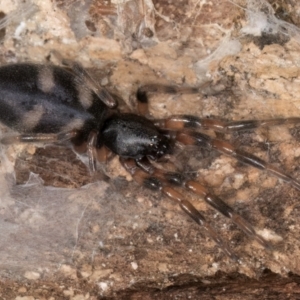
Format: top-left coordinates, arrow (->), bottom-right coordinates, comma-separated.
155,115 -> 300,133
136,84 -> 210,117
169,130 -> 300,191
136,82 -> 300,132
120,157 -> 239,261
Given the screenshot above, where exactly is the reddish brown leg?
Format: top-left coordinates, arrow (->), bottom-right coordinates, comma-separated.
136,157 -> 270,250
136,81 -> 300,131
154,115 -> 300,133
121,157 -> 239,261
172,130 -> 300,191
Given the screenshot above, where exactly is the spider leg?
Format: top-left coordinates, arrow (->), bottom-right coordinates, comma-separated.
0,131 -> 78,144
136,82 -> 300,131
86,131 -> 98,173
136,158 -> 270,250
173,130 -> 300,191
96,145 -> 111,163
73,130 -> 113,175
86,131 -> 114,174
154,115 -> 300,133
120,157 -> 239,261
50,50 -> 117,108
136,84 -> 209,117
0,130 -> 109,176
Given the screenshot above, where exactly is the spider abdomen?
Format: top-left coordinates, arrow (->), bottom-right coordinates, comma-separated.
0,63 -> 108,135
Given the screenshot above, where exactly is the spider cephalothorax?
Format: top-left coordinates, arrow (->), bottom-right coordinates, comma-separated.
101,113 -> 172,160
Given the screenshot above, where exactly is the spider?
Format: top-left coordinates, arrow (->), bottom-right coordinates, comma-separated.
0,58 -> 299,261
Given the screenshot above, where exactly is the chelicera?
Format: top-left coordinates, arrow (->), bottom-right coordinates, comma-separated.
1,59 -> 299,260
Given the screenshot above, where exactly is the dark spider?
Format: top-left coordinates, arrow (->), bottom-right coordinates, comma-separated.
1,58 -> 300,261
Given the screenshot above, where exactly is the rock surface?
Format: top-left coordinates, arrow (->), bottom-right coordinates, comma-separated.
0,0 -> 300,298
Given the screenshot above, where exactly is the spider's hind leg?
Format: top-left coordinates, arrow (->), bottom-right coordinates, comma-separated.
1,130 -> 111,178
0,130 -> 97,174
0,130 -> 78,145
50,50 -> 117,109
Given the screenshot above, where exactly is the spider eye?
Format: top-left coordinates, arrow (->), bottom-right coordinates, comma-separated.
147,135 -> 171,160
149,136 -> 158,148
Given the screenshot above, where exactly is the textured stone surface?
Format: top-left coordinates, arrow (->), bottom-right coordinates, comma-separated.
1,0 -> 300,298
